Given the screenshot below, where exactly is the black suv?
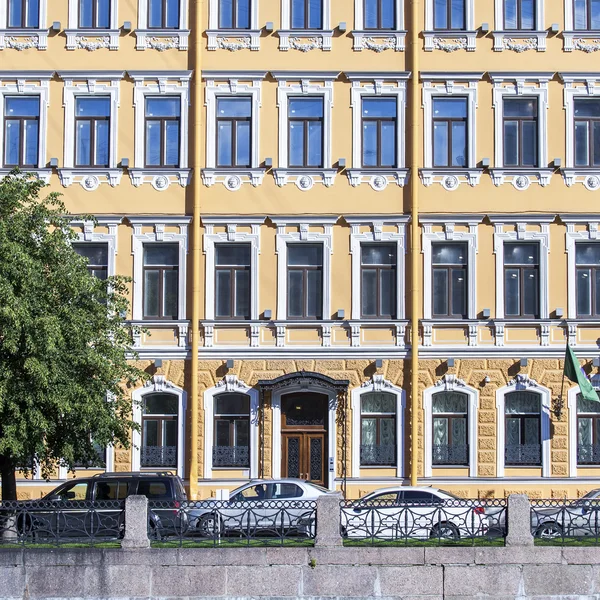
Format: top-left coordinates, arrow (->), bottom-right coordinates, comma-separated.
19,471 -> 187,540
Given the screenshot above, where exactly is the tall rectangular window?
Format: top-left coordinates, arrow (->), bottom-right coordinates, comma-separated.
361,244 -> 396,319
433,97 -> 467,168
574,99 -> 600,167
3,97 -> 39,168
503,98 -> 537,167
79,0 -> 110,28
287,244 -> 323,319
148,0 -> 180,27
577,393 -> 600,465
574,0 -> 600,29
216,98 -> 251,168
362,98 -> 397,168
8,0 -> 39,27
291,0 -> 322,28
504,0 -> 535,29
215,244 -> 251,319
432,243 -> 467,318
75,97 -> 110,168
360,393 -> 396,466
576,243 -> 600,317
213,393 -> 250,467
504,242 -> 539,318
432,392 -> 468,465
505,391 -> 541,466
364,0 -> 395,29
141,394 -> 178,467
145,97 -> 180,168
433,0 -> 465,29
288,98 -> 323,168
219,0 -> 250,28
73,243 -> 109,280
143,244 -> 179,320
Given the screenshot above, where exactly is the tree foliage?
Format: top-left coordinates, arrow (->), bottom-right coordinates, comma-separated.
0,172 -> 147,499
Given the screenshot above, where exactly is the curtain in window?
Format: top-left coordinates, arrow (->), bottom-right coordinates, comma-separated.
505,391 -> 540,414
361,392 -> 395,413
432,391 -> 467,413
452,417 -> 467,445
433,417 -> 448,445
380,418 -> 395,445
361,418 -> 376,445
506,418 -> 520,446
579,417 -> 593,446
524,417 -> 540,444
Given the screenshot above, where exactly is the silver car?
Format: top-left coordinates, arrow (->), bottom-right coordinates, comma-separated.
187,479 -> 333,537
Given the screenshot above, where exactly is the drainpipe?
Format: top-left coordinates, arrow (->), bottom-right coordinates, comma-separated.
189,0 -> 203,500
409,0 -> 420,487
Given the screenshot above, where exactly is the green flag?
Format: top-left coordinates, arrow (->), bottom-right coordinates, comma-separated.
564,345 -> 600,402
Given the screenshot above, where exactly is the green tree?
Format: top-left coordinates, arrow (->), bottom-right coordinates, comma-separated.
0,171 -> 147,500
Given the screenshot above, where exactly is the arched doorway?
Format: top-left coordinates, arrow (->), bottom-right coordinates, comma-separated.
281,392 -> 328,485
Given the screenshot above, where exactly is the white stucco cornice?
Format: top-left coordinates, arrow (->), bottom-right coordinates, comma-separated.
271,71 -> 340,81
201,71 -> 267,81
419,214 -> 484,224
420,72 -> 484,81
488,72 -> 554,83
128,71 -> 192,81
70,216 -> 124,226
127,215 -> 192,225
558,73 -> 600,83
487,214 -> 556,224
0,71 -> 54,80
344,215 -> 410,224
345,72 -> 411,81
202,216 -> 266,225
560,214 -> 600,223
58,71 -> 125,80
270,216 -> 339,226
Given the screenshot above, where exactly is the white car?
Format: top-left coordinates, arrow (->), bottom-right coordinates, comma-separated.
341,486 -> 489,540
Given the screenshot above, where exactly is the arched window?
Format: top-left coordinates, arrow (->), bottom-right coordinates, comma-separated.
141,393 -> 178,467
432,391 -> 468,465
577,393 -> 600,465
504,391 -> 541,466
213,393 -> 250,467
360,392 -> 396,466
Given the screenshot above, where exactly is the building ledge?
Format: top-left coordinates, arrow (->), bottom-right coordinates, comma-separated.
492,30 -> 547,51
273,168 -> 337,189
64,29 -> 120,50
134,29 -> 190,51
128,168 -> 191,189
420,168 -> 483,190
351,30 -> 406,51
0,168 -> 51,183
58,168 -> 123,190
206,29 -> 261,51
277,29 -> 333,51
347,168 -> 408,189
561,168 -> 600,190
202,168 -> 266,190
0,28 -> 49,50
563,31 -> 600,52
489,168 -> 553,189
423,30 -> 477,52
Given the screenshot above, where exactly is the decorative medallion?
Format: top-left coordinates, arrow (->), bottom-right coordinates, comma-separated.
369,175 -> 388,191
362,36 -> 396,52
146,36 -> 180,51
288,37 -> 323,52
432,37 -> 467,52
585,175 -> 600,191
82,175 -> 100,191
574,38 -> 600,52
217,37 -> 252,51
225,175 -> 242,191
5,36 -> 39,50
151,175 -> 170,191
442,175 -> 459,191
512,175 -> 530,190
296,175 -> 314,191
503,37 -> 538,52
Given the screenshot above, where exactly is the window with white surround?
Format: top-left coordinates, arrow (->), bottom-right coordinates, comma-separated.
489,73 -> 552,189
202,216 -> 263,322
420,73 -> 483,190
496,374 -> 550,477
207,0 -> 260,50
565,0 -> 600,50
57,71 -> 123,190
0,0 -> 48,49
278,0 -> 332,50
70,217 -> 121,279
347,216 -> 408,322
202,71 -> 266,190
423,0 -> 476,51
568,377 -> 600,477
128,71 -> 191,190
423,375 -> 478,477
272,72 -> 336,189
490,216 -> 551,321
346,73 -> 409,189
65,0 -> 120,50
135,0 -> 189,50
352,0 -> 405,51
0,72 -> 51,181
421,217 -> 479,325
272,217 -> 335,321
493,0 -> 546,51
560,75 -> 600,188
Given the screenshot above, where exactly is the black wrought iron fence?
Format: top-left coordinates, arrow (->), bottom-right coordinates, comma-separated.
147,499 -> 317,547
340,498 -> 507,546
531,498 -> 600,544
0,500 -> 124,546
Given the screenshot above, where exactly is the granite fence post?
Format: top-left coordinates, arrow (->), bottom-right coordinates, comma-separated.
122,494 -> 150,549
315,492 -> 343,547
505,493 -> 534,547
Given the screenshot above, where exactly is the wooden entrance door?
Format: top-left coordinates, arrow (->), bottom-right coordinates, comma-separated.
281,393 -> 328,486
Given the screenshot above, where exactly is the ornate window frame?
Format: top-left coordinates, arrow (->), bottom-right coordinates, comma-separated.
492,0 -> 547,51
420,72 -> 484,189
489,73 -> 553,189
490,215 -> 552,320
421,216 -> 481,320
278,0 -> 333,51
203,375 -> 260,479
272,71 -> 337,189
351,0 -> 405,52
207,0 -> 261,50
495,374 -> 551,478
564,2 -> 600,51
559,74 -> 600,188
346,215 -> 408,320
202,71 -> 267,190
346,72 -> 409,189
0,71 -> 52,182
70,216 -> 122,277
350,375 -> 405,478
0,0 -> 48,50
272,216 -> 336,321
128,71 -> 192,190
132,375 -> 187,478
423,375 -> 479,478
65,0 -> 120,50
202,216 -> 264,321
423,0 -> 476,52
57,71 -> 124,190
129,215 -> 191,321
135,0 -> 190,50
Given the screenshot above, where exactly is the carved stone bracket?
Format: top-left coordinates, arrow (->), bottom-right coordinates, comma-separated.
435,374 -> 467,391
144,374 -> 177,392
507,373 -> 539,389
215,374 -> 250,393
361,374 -> 393,391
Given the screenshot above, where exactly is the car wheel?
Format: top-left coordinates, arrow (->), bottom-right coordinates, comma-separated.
430,523 -> 460,540
535,522 -> 562,539
197,513 -> 222,538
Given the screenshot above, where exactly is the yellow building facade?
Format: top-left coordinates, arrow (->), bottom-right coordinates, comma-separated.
6,0 -> 600,500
